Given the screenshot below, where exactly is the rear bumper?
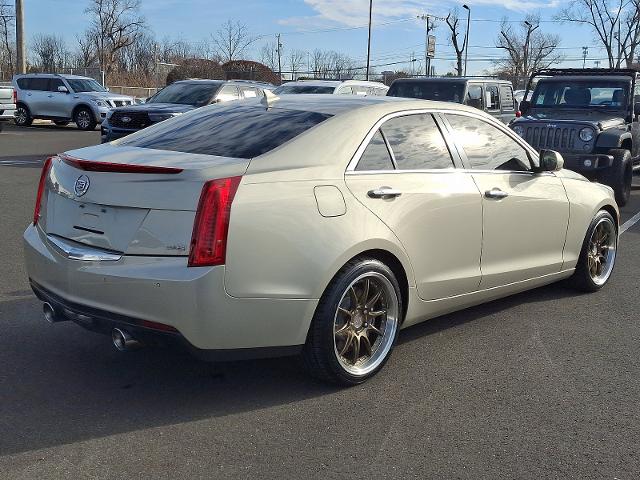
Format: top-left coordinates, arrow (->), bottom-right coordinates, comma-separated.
561,153 -> 614,174
0,106 -> 16,120
24,225 -> 315,356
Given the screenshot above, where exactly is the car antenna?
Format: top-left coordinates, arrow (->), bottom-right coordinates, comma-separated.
261,90 -> 280,109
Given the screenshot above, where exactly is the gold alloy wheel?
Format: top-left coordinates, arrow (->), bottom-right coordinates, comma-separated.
587,216 -> 617,286
333,272 -> 399,376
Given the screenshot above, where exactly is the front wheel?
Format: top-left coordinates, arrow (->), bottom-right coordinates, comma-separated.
570,210 -> 617,292
303,258 -> 402,385
74,107 -> 97,131
601,149 -> 632,206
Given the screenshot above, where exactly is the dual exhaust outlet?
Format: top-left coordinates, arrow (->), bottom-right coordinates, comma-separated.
43,302 -> 142,351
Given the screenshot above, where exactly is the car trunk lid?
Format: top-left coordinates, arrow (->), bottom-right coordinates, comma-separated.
40,144 -> 250,256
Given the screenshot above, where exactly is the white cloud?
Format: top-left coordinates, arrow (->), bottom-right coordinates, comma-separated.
279,0 -> 560,29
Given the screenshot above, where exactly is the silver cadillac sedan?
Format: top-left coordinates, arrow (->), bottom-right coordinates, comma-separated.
24,94 -> 619,385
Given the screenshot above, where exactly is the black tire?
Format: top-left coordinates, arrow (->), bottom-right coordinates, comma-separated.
73,107 -> 97,131
570,210 -> 618,292
53,120 -> 70,126
302,257 -> 403,386
14,104 -> 32,127
601,149 -> 632,206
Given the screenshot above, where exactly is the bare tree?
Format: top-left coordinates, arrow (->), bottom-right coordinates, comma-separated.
0,3 -> 15,78
495,15 -> 562,88
211,20 -> 255,62
557,0 -> 640,68
288,49 -> 306,79
31,34 -> 69,72
72,32 -> 97,68
445,8 -> 468,77
260,41 -> 279,72
85,0 -> 146,76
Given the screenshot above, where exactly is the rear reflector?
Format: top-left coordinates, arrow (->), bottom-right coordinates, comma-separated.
188,176 -> 242,267
60,154 -> 183,174
33,157 -> 53,225
140,319 -> 179,333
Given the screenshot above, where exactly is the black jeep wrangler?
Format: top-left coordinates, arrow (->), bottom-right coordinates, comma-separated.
511,68 -> 640,206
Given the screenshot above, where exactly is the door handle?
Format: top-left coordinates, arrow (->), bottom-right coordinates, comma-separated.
368,186 -> 402,199
484,188 -> 509,199
47,94 -> 53,98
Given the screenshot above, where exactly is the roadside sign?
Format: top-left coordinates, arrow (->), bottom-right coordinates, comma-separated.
427,35 -> 436,58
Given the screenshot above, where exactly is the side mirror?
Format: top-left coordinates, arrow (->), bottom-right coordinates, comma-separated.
539,150 -> 564,172
57,85 -> 69,93
519,100 -> 531,114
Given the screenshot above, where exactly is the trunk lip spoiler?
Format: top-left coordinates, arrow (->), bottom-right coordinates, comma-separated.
58,153 -> 184,174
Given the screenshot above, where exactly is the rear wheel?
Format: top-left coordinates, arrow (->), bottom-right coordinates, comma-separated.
53,120 -> 70,126
570,210 -> 617,292
302,258 -> 402,385
601,149 -> 631,206
74,107 -> 96,131
14,104 -> 32,127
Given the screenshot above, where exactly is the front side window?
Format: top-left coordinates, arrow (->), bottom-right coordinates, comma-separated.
49,78 -> 65,92
149,82 -> 221,106
381,114 -> 454,170
446,114 -> 531,171
66,78 -> 106,93
216,85 -> 240,102
118,105 -> 332,159
466,84 -> 483,110
356,130 -> 394,171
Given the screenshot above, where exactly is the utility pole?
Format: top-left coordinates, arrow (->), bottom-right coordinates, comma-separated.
276,34 -> 283,84
463,4 -> 470,77
582,46 -> 588,68
15,0 -> 25,74
417,13 -> 443,77
522,20 -> 538,87
366,0 -> 373,80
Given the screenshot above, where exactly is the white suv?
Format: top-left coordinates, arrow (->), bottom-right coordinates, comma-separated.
273,79 -> 389,96
13,74 -> 134,130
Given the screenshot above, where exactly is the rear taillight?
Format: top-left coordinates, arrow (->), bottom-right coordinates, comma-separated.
33,156 -> 53,225
12,89 -> 17,104
188,176 -> 242,267
516,110 -> 522,118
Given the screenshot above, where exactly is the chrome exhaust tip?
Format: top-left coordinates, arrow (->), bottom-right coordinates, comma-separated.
43,302 -> 61,324
111,328 -> 142,352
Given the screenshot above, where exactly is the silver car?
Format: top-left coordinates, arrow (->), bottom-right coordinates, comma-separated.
13,74 -> 134,130
24,95 -> 618,385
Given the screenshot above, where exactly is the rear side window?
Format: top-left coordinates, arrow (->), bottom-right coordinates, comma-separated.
217,85 -> 240,102
356,130 -> 394,171
16,78 -> 31,90
381,114 -> 453,170
486,84 -> 500,110
24,78 -> 49,91
500,85 -> 514,111
118,105 -> 333,159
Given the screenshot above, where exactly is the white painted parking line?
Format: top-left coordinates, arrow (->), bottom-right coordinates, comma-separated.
621,211 -> 640,234
0,160 -> 42,166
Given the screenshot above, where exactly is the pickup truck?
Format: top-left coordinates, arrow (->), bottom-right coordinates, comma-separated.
0,83 -> 16,132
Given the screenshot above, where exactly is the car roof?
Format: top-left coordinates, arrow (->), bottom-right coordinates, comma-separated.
392,77 -> 512,84
280,80 -> 387,88
14,73 -> 96,80
240,93 -> 483,116
536,76 -> 632,82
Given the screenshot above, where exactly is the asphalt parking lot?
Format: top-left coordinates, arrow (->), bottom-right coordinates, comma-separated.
2,122 -> 640,479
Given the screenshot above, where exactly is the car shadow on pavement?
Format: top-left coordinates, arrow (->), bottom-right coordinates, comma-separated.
0,282 -> 590,457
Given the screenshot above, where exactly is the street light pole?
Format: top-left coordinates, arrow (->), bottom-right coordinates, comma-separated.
463,4 -> 470,77
366,0 -> 373,80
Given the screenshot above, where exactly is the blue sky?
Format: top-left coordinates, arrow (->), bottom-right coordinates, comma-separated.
25,0 -> 608,76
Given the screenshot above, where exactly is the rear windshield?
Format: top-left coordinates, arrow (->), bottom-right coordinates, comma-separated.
118,104 -> 333,158
387,81 -> 465,103
148,82 -> 222,106
273,85 -> 336,94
